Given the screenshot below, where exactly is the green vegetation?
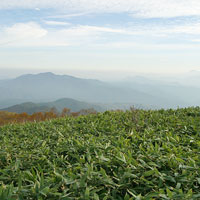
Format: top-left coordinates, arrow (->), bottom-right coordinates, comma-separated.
0,107 -> 200,199
1,98 -> 104,115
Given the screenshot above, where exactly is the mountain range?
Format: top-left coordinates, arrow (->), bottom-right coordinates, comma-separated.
0,72 -> 165,109
1,71 -> 200,112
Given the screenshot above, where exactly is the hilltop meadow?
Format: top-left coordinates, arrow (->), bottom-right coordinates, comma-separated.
0,107 -> 200,199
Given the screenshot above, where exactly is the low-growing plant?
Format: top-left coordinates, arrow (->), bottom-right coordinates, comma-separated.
0,107 -> 200,199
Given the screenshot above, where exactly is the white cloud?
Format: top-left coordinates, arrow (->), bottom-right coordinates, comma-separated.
48,12 -> 90,19
1,21 -> 200,48
44,21 -> 70,26
60,25 -> 132,36
129,0 -> 200,18
130,22 -> 200,36
0,22 -> 49,47
51,25 -> 134,46
171,23 -> 200,35
140,22 -> 200,36
0,0 -> 200,18
4,22 -> 47,39
0,23 -> 131,47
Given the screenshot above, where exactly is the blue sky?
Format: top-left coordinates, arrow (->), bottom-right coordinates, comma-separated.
0,0 -> 200,79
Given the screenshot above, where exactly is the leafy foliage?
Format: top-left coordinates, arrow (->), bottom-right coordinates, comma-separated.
0,107 -> 200,199
0,108 -> 97,126
0,110 -> 58,126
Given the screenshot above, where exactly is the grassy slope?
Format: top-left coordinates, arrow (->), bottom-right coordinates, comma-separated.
0,108 -> 200,199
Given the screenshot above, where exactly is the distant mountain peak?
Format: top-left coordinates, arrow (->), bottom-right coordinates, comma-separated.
28,72 -> 56,77
14,72 -> 103,84
39,72 -> 55,76
16,72 -> 55,79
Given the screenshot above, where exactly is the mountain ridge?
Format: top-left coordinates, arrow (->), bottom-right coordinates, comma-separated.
1,71 -> 200,109
0,72 -> 166,108
0,98 -> 105,114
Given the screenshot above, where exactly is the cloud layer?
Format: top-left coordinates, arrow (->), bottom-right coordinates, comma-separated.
0,1 -> 200,48
0,22 -> 133,47
1,20 -> 200,48
1,0 -> 200,18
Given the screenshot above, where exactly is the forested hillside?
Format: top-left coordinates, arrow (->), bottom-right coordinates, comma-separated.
0,108 -> 200,199
0,98 -> 104,114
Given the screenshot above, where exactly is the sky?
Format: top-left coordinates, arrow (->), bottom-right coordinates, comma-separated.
0,0 -> 200,79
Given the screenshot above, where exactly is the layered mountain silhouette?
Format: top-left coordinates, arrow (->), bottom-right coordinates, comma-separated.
0,98 -> 105,114
1,72 -> 200,110
0,72 -> 168,109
